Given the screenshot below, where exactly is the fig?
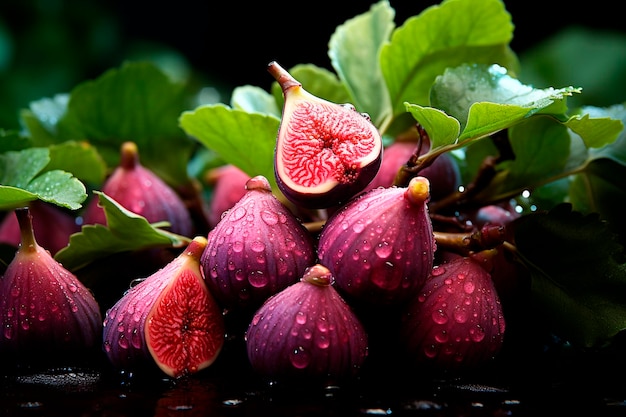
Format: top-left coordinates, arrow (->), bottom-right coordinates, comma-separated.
245,263 -> 369,382
102,236 -> 225,378
201,175 -> 316,313
206,164 -> 251,228
0,200 -> 80,255
0,207 -> 102,365
82,141 -> 194,237
365,138 -> 461,201
317,176 -> 436,307
399,254 -> 506,372
269,61 -> 383,209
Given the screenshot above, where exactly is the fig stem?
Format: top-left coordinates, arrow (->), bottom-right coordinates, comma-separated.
434,224 -> 506,255
15,206 -> 37,251
120,141 -> 140,170
267,61 -> 300,92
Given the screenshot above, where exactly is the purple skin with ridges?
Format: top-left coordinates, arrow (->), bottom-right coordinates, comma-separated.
201,175 -> 316,312
317,176 -> 436,307
245,264 -> 369,381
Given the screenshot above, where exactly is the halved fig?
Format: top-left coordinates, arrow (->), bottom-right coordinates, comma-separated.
102,236 -> 225,378
269,61 -> 382,209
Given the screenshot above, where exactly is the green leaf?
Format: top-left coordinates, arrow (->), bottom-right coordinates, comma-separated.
179,104 -> 279,189
380,0 -> 518,125
46,141 -> 108,185
53,61 -> 195,186
565,112 -> 623,149
55,191 -> 190,271
231,85 -> 280,117
430,63 -> 580,133
403,104 -> 460,148
582,104 -> 626,163
569,159 -> 626,239
0,129 -> 31,152
329,0 -> 395,126
23,94 -> 71,145
475,117 -> 571,203
0,147 -> 87,210
515,204 -> 626,347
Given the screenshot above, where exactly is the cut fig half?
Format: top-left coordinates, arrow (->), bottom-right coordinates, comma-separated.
269,61 -> 383,209
103,236 -> 225,378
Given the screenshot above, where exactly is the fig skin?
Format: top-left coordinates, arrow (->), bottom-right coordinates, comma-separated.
206,164 -> 251,228
317,176 -> 436,307
245,264 -> 369,383
201,175 -> 316,313
399,254 -> 506,372
0,207 -> 102,366
364,139 -> 461,201
82,141 -> 194,237
269,61 -> 383,209
102,236 -> 225,378
0,200 -> 80,255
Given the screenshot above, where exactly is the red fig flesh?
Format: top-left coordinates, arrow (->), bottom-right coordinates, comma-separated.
82,141 -> 194,237
245,264 -> 369,382
317,176 -> 436,306
400,255 -> 506,371
269,61 -> 382,209
0,207 -> 102,362
102,236 -> 225,378
201,175 -> 316,312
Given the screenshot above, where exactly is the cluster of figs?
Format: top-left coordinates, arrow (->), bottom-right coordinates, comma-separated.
0,62 -> 521,384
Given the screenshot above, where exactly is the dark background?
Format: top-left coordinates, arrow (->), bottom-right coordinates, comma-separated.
0,0 -> 624,128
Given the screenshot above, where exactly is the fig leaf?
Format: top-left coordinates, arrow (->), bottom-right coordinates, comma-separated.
55,191 -> 190,271
514,203 -> 626,347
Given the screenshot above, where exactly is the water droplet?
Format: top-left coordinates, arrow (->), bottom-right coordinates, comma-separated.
374,242 -> 392,259
317,335 -> 330,349
296,311 -> 307,324
352,221 -> 365,233
251,241 -> 265,253
230,206 -> 246,221
430,265 -> 446,277
118,336 -> 129,349
260,210 -> 279,225
289,347 -> 310,369
471,325 -> 486,342
248,271 -> 268,288
453,307 -> 468,323
423,343 -> 438,358
431,309 -> 448,324
224,226 -> 234,235
463,281 -> 475,294
68,283 -> 78,293
232,241 -> 244,252
131,328 -> 142,349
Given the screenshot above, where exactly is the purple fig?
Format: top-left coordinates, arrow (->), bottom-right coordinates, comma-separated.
364,138 -> 461,201
317,176 -> 436,307
206,164 -> 251,228
245,263 -> 369,382
399,254 -> 506,372
201,175 -> 316,312
269,61 -> 383,209
82,141 -> 194,237
102,236 -> 225,378
0,200 -> 80,255
0,207 -> 102,363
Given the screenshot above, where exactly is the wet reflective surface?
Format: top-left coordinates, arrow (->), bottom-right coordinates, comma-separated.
2,333 -> 626,417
